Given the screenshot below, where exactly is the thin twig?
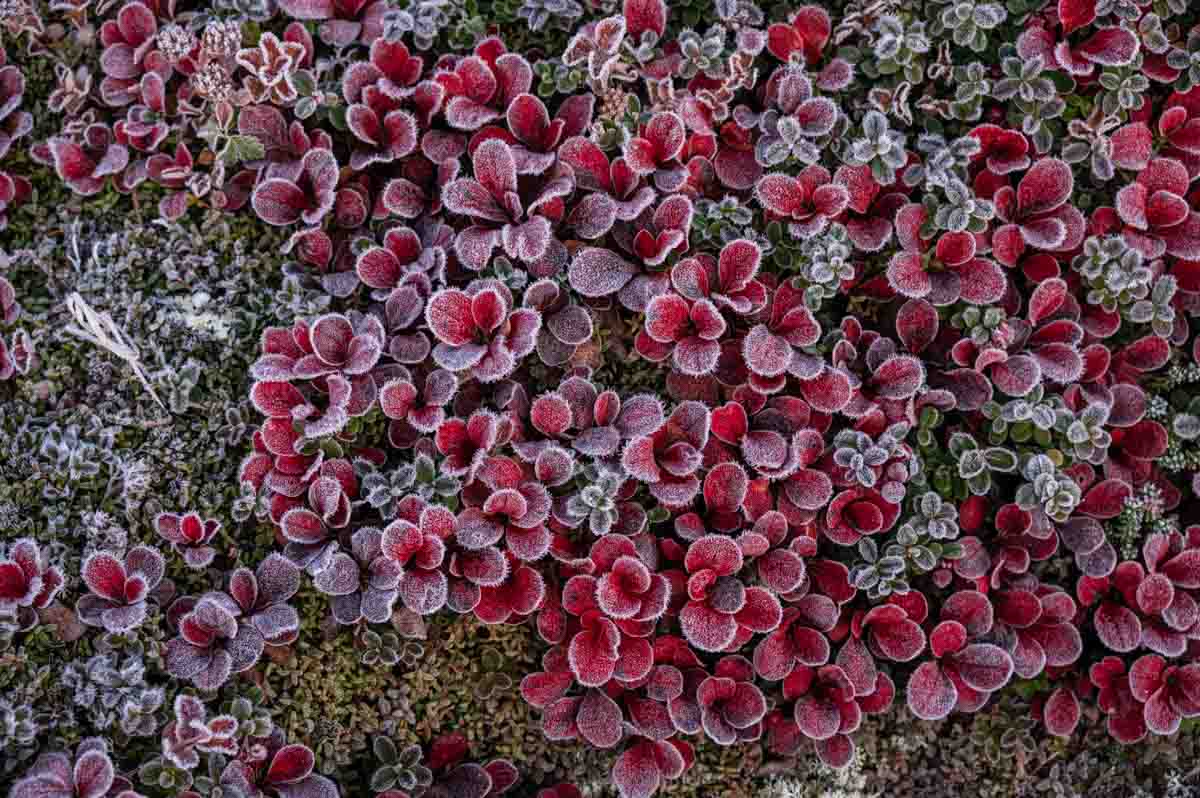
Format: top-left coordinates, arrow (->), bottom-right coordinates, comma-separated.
63,291 -> 166,410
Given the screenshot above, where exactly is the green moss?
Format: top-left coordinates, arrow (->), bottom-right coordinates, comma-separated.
261,631 -> 396,775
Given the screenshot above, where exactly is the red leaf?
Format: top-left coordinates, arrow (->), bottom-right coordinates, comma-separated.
949,643 -> 1013,692
1043,686 -> 1081,736
612,740 -> 661,798
82,553 -> 127,602
577,688 -> 623,748
872,355 -> 924,399
1078,479 -> 1132,519
1028,277 -> 1068,324
1094,601 -> 1141,652
930,620 -> 967,658
895,298 -> 938,354
1077,27 -> 1139,67
1058,0 -> 1095,34
267,744 -> 315,785
426,289 -> 475,346
568,613 -> 620,687
1018,159 -> 1073,216
623,0 -> 666,37
569,247 -> 638,298
906,661 -> 957,720
1110,122 -> 1152,171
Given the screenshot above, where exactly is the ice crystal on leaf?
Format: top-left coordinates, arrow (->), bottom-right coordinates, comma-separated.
426,283 -> 540,381
164,555 -> 299,690
77,546 -> 166,634
22,0 -> 1200,791
156,512 -> 221,569
0,540 -> 64,627
9,738 -> 140,798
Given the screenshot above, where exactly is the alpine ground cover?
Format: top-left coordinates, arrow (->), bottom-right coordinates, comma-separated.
5,0 -> 1200,795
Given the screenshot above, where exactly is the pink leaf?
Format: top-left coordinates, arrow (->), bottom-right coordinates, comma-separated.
1094,601 -> 1141,652
82,553 -> 126,602
755,174 -> 801,216
623,0 -> 666,37
799,369 -> 852,413
794,694 -> 841,741
718,239 -> 761,293
1163,550 -> 1200,589
941,590 -> 995,637
930,620 -> 967,659
612,741 -> 660,798
1110,123 -> 1152,171
253,179 -> 307,226
949,643 -> 1013,692
680,602 -> 738,652
906,661 -> 957,721
569,247 -> 638,297
1018,159 -> 1073,216
1077,27 -> 1139,67
1044,686 -> 1081,736
815,734 -> 855,768
742,325 -> 792,378
1028,277 -> 1067,324
74,750 -> 115,798
1058,0 -> 1095,34
568,614 -> 620,687
887,252 -> 930,299
872,355 -> 924,399
268,744 -> 316,785
426,289 -> 475,346
1078,479 -> 1132,519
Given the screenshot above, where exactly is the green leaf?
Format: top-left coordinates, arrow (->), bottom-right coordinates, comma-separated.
414,455 -> 436,482
370,768 -> 398,792
836,45 -> 862,63
374,736 -> 398,764
984,447 -> 1019,472
139,762 -> 163,783
295,96 -> 317,120
399,743 -> 424,769
222,135 -> 266,165
196,117 -> 222,146
231,697 -> 252,720
947,431 -> 979,456
320,438 -> 346,458
967,472 -> 992,496
1049,70 -> 1077,93
328,105 -> 349,131
911,546 -> 937,571
941,542 -> 965,559
292,70 -> 316,96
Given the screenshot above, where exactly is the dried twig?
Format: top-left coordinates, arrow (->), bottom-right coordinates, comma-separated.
64,291 -> 166,410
